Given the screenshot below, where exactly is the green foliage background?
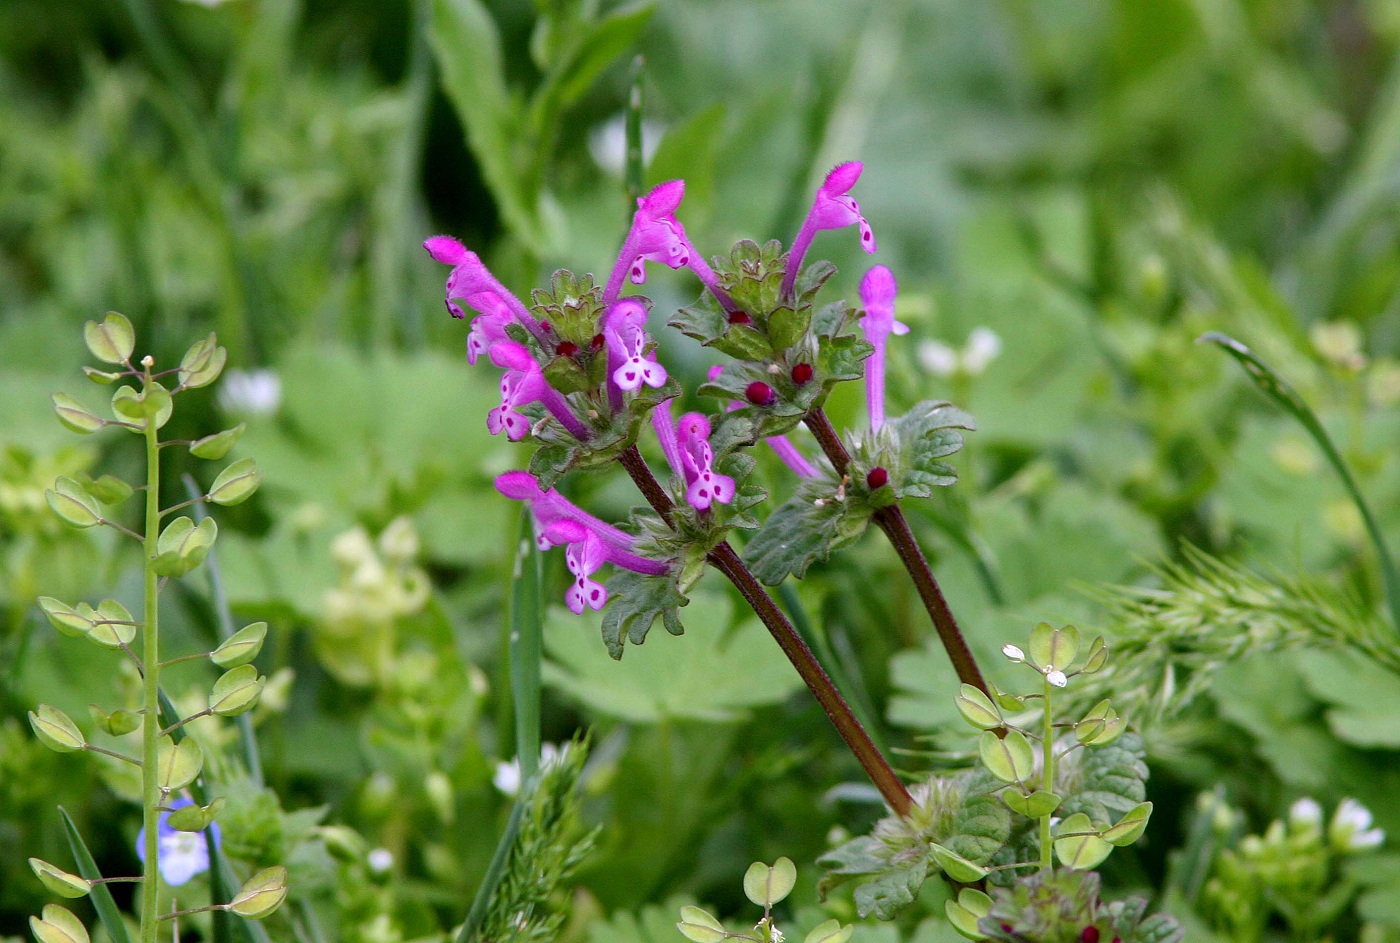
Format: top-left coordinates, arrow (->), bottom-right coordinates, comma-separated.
4,0 -> 1400,941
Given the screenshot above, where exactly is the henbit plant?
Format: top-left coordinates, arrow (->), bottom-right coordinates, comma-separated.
424,163 -> 990,820
28,312 -> 285,943
819,622 -> 1178,941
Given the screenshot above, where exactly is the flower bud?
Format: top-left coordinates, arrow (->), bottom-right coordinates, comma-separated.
745,382 -> 775,406
791,362 -> 813,385
866,467 -> 888,489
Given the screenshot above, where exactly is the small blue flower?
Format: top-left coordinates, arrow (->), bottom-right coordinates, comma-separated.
135,798 -> 221,886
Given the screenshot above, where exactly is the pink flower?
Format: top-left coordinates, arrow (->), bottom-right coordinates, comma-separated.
423,235 -> 547,345
604,182 -> 740,315
677,413 -> 735,511
565,532 -> 609,614
488,342 -> 590,441
780,162 -> 877,300
495,472 -> 670,613
858,265 -> 908,432
605,181 -> 691,301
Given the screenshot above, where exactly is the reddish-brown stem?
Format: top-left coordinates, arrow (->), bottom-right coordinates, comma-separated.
804,407 -> 990,696
619,446 -> 913,816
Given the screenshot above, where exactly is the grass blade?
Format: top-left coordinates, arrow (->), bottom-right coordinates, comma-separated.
456,510 -> 546,943
1200,331 -> 1400,633
455,799 -> 528,943
511,510 -> 544,781
58,806 -> 134,943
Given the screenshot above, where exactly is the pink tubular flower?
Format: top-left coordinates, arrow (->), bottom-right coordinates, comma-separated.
565,532 -> 609,613
766,435 -> 817,478
424,236 -> 548,345
601,300 -> 668,413
604,181 -> 740,315
676,413 -> 735,511
495,472 -> 670,613
605,181 -> 691,301
858,265 -> 908,432
780,162 -> 877,300
488,341 -> 590,441
466,299 -> 512,365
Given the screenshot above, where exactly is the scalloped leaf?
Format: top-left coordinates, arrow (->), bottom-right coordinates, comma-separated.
1056,732 -> 1148,826
598,567 -> 686,659
742,483 -> 872,584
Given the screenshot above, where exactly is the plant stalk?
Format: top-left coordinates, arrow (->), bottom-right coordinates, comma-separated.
803,407 -> 989,694
618,446 -> 913,816
1039,674 -> 1054,871
141,387 -> 162,943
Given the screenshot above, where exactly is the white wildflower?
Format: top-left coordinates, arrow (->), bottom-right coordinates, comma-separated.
218,368 -> 282,417
1330,798 -> 1385,852
367,848 -> 393,874
492,743 -> 563,797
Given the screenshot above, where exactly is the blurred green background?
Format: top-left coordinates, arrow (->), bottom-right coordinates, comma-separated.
4,0 -> 1400,941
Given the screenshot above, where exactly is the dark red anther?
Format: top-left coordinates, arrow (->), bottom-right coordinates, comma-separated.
590,333 -> 606,351
1080,928 -> 1100,943
866,467 -> 888,489
791,362 -> 813,385
745,382 -> 775,406
728,311 -> 753,325
541,322 -> 552,333
556,341 -> 579,357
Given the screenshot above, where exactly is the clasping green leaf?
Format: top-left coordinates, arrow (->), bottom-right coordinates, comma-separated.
156,735 -> 203,790
979,729 -> 1035,784
211,622 -> 268,668
28,859 -> 92,899
83,312 -> 134,365
208,458 -> 262,506
929,842 -> 989,882
46,477 -> 102,529
29,705 -> 86,753
209,665 -> 265,716
1054,813 -> 1113,869
190,423 -> 245,460
743,857 -> 797,908
955,683 -> 1003,730
1102,801 -> 1153,847
676,906 -> 726,943
52,394 -> 104,434
803,919 -> 852,943
227,866 -> 288,919
30,903 -> 90,943
166,797 -> 225,832
178,333 -> 227,389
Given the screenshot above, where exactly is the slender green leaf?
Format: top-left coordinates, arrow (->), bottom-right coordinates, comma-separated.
59,808 -> 133,943
1201,331 -> 1400,632
512,511 -> 543,782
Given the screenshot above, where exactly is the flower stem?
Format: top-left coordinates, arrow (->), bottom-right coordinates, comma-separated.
803,407 -> 989,695
140,388 -> 162,943
1039,673 -> 1054,872
618,446 -> 913,816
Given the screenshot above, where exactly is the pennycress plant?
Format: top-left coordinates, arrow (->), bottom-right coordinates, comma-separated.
818,623 -> 1178,942
28,313 -> 286,943
678,858 -> 853,943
